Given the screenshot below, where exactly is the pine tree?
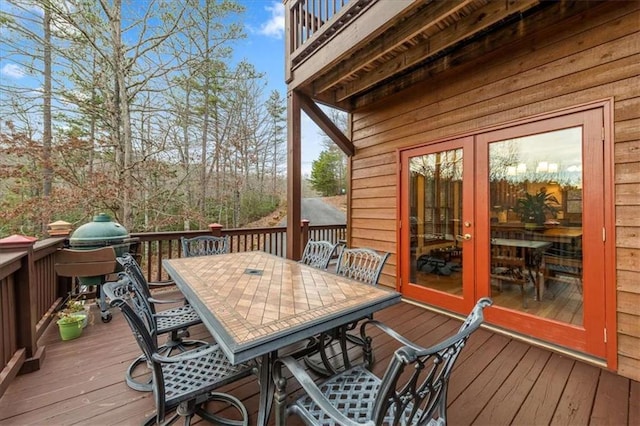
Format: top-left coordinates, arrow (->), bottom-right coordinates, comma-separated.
308,150 -> 344,196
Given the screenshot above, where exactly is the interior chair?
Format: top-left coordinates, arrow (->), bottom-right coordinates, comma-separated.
300,239 -> 338,270
55,246 -> 118,323
274,297 -> 493,426
181,235 -> 230,257
116,253 -> 207,391
490,243 -> 530,307
543,246 -> 583,295
102,279 -> 254,426
305,247 -> 390,376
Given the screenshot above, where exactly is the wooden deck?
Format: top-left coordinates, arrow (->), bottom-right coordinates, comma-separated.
0,295 -> 637,425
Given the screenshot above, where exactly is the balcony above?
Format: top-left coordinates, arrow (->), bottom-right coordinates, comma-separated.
285,0 -> 545,111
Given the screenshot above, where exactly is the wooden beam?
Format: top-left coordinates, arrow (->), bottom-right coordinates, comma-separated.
351,0 -> 594,109
336,0 -> 541,102
314,0 -> 474,95
286,90 -> 302,260
298,94 -> 355,156
288,0 -> 415,89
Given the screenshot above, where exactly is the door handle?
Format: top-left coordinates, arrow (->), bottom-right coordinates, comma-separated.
456,234 -> 472,241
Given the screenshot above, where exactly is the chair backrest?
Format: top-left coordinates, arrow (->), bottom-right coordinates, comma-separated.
491,243 -> 525,269
335,247 -> 389,286
371,297 -> 493,425
116,253 -> 157,316
102,279 -> 169,419
181,235 -> 230,257
55,246 -> 117,278
300,240 -> 338,270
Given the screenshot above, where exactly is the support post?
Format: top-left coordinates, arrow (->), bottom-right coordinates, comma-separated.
0,235 -> 44,375
287,90 -> 302,260
209,223 -> 223,237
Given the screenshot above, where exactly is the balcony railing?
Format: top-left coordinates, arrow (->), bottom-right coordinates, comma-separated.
287,0 -> 372,68
0,222 -> 345,397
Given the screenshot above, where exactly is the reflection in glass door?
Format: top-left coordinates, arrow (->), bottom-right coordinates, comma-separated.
488,128 -> 584,326
401,106 -> 608,358
476,107 -> 607,358
401,137 -> 474,313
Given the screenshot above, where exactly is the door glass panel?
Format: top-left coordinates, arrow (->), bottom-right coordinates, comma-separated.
488,127 -> 583,325
409,149 -> 463,295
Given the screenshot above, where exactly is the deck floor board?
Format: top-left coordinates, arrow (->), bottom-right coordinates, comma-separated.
0,295 -> 637,425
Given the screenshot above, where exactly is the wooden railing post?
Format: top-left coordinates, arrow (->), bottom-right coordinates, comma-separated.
301,220 -> 310,259
0,235 -> 44,375
209,223 -> 223,237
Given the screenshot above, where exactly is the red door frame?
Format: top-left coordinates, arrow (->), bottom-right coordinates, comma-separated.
396,101 -> 616,367
399,137 -> 475,314
476,108 -> 606,358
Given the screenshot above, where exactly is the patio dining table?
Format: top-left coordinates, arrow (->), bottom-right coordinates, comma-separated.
163,250 -> 401,426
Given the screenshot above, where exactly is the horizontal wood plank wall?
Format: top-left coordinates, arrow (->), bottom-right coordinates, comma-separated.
348,2 -> 640,380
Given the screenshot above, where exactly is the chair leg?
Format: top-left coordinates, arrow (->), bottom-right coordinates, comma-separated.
304,332 -> 339,376
196,392 -> 248,426
339,325 -> 352,370
126,353 -> 153,392
274,370 -> 288,426
126,338 -> 208,392
143,393 -> 247,426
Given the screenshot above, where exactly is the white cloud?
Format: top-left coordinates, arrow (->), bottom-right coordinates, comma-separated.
259,2 -> 285,39
1,63 -> 26,79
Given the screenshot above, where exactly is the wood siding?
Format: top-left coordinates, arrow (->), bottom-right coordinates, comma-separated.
348,3 -> 640,380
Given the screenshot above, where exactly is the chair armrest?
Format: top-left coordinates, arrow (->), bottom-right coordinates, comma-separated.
152,343 -> 221,363
147,279 -> 175,287
363,298 -> 490,358
276,356 -> 375,426
148,296 -> 186,305
360,319 -> 427,352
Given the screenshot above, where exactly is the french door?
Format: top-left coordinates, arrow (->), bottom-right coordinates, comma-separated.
400,107 -> 608,358
400,137 -> 476,314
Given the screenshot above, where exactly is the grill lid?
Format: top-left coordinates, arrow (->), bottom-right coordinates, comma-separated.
69,213 -> 129,246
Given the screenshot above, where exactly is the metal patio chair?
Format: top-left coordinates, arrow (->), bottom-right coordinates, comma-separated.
274,298 -> 493,426
300,239 -> 338,270
305,247 -> 390,376
181,235 -> 230,257
102,279 -> 254,426
116,253 -> 207,391
335,247 -> 390,285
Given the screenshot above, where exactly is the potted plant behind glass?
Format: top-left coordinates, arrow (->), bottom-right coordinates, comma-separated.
514,187 -> 560,230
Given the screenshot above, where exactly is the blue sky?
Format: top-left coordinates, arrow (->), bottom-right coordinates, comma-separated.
0,0 -> 324,175
239,0 -> 325,175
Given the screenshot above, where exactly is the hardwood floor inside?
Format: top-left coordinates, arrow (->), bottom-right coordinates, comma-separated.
413,268 -> 583,326
0,292 -> 637,425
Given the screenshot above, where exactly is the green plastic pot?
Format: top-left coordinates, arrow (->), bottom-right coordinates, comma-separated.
70,312 -> 88,328
57,316 -> 84,341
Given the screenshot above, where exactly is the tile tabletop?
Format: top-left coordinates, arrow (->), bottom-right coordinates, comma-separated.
163,251 -> 401,363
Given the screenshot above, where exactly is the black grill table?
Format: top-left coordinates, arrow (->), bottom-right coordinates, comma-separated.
163,251 -> 401,426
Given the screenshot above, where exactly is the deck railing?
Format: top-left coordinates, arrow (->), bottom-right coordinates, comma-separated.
286,0 -> 372,68
0,222 -> 346,397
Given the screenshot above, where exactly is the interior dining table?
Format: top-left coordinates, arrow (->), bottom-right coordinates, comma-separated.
491,238 -> 552,301
163,250 -> 401,426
